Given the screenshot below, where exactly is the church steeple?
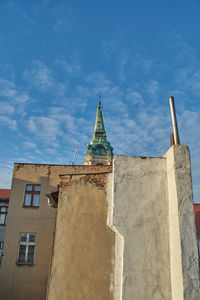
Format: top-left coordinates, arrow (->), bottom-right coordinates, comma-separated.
84,100 -> 113,166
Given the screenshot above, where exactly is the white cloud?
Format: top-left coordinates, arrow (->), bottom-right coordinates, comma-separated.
126,91 -> 144,106
0,78 -> 32,120
55,56 -> 81,75
27,116 -> 61,142
15,92 -> 30,103
145,80 -> 159,99
0,162 -> 13,188
0,116 -> 17,130
23,61 -> 54,92
23,60 -> 68,96
23,141 -> 37,149
0,102 -> 15,115
53,5 -> 72,33
102,39 -> 154,81
0,78 -> 16,98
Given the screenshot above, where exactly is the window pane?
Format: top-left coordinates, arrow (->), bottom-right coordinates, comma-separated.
27,246 -> 35,264
1,207 -> 7,212
0,242 -> 3,250
198,240 -> 200,256
24,194 -> 32,206
29,234 -> 36,243
0,250 -> 3,265
34,185 -> 40,192
33,194 -> 40,207
26,185 -> 33,191
18,245 -> 26,263
0,214 -> 6,225
21,234 -> 27,242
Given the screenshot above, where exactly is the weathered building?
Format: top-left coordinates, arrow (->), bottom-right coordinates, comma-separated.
0,164 -> 76,299
46,146 -> 200,300
0,100 -> 200,300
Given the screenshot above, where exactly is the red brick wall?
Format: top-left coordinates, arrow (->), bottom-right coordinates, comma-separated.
194,204 -> 200,269
0,189 -> 10,199
194,204 -> 200,237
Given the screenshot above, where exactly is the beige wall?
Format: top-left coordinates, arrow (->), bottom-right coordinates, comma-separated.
0,163 -> 73,300
47,175 -> 115,300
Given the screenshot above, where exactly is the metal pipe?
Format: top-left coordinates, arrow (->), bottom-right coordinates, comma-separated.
169,96 -> 180,145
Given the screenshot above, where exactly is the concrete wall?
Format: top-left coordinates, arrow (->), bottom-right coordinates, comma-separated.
110,155 -> 171,300
165,146 -> 200,300
0,163 -> 74,300
46,146 -> 200,300
47,175 -> 115,300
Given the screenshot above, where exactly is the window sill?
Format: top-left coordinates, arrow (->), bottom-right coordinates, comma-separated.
16,262 -> 34,266
22,205 -> 40,208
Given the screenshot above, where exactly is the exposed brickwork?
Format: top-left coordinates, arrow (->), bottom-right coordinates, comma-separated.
59,165 -> 112,190
87,173 -> 108,190
60,173 -> 108,191
59,165 -> 112,176
0,189 -> 10,199
194,204 -> 200,268
194,204 -> 200,237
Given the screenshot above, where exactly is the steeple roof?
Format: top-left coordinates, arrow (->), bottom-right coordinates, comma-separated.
86,101 -> 113,157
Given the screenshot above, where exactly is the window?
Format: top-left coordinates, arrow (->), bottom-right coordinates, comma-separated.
24,185 -> 40,207
17,233 -> 36,264
198,239 -> 200,258
0,206 -> 8,225
0,241 -> 3,265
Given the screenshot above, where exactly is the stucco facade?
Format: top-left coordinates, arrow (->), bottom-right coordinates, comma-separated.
47,166 -> 114,300
46,145 -> 200,300
0,163 -> 75,300
0,146 -> 199,299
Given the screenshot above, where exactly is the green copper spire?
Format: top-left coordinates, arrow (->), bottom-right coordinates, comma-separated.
86,101 -> 113,156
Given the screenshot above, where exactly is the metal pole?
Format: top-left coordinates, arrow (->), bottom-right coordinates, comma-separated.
169,96 -> 180,145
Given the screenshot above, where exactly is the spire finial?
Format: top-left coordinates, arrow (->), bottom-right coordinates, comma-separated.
98,96 -> 101,106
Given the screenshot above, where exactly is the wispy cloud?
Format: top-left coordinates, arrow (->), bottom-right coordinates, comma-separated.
23,61 -> 54,92
102,39 -> 154,82
0,78 -> 16,98
27,116 -> 61,142
0,115 -> 17,130
0,102 -> 15,115
52,4 -> 72,33
145,80 -> 159,99
0,77 -> 31,118
23,141 -> 37,149
55,55 -> 81,75
23,60 -> 68,96
126,91 -> 144,106
0,162 -> 13,188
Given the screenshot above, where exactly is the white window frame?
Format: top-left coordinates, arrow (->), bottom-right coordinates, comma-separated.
17,233 -> 36,264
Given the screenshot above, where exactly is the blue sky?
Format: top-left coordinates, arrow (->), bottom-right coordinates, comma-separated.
0,0 -> 200,201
